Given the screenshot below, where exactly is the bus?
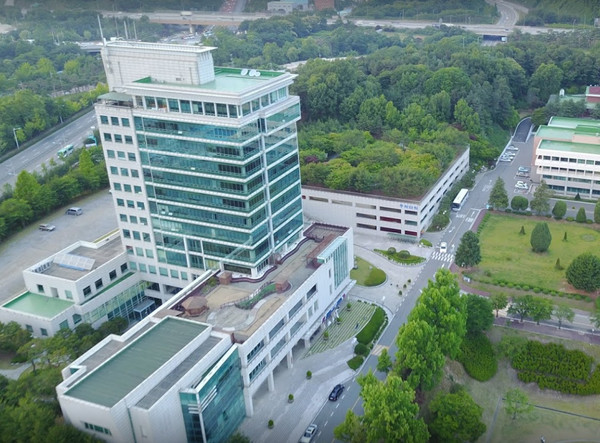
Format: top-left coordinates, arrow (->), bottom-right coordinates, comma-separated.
57,144 -> 74,158
451,188 -> 469,211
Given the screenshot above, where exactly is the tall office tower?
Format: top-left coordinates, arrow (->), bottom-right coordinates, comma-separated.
96,42 -> 303,299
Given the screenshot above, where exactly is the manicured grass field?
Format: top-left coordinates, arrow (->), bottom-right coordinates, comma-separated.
475,214 -> 600,292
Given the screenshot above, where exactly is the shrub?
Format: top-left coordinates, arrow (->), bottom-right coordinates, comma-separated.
268,420 -> 274,429
511,341 -> 600,395
511,195 -> 529,211
576,207 -> 587,223
530,222 -> 552,253
566,216 -> 575,222
354,343 -> 369,356
552,200 -> 567,219
356,307 -> 386,345
347,355 -> 364,370
364,268 -> 386,286
398,250 -> 410,259
458,332 -> 498,381
306,371 -> 312,379
566,253 -> 600,292
387,247 -> 396,254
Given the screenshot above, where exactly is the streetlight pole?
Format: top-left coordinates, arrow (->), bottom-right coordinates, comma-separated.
12,127 -> 20,149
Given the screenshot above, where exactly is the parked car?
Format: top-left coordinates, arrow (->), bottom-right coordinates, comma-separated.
506,145 -> 519,151
440,242 -> 448,253
518,166 -> 530,173
299,424 -> 318,443
38,223 -> 56,231
499,156 -> 512,162
516,171 -> 529,178
66,207 -> 83,216
515,182 -> 529,190
329,384 -> 344,401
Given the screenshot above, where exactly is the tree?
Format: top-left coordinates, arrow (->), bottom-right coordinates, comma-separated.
566,253 -> 600,292
0,321 -> 32,353
334,372 -> 429,443
530,222 -> 552,253
511,195 -> 528,211
490,294 -> 508,317
453,98 -> 481,134
530,180 -> 551,215
465,294 -> 494,334
552,200 -> 567,219
488,177 -> 509,209
408,269 -> 466,359
507,295 -> 534,322
529,297 -> 553,325
504,388 -> 534,420
394,320 -> 446,391
428,389 -> 486,443
553,303 -> 575,329
594,199 -> 600,223
455,231 -> 481,268
576,207 -> 587,223
590,311 -> 600,329
376,347 -> 392,373
529,63 -> 563,105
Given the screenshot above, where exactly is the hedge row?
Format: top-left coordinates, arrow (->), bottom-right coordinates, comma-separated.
517,369 -> 600,395
354,343 -> 370,356
356,306 -> 386,345
457,332 -> 497,381
469,275 -> 593,302
511,341 -> 600,395
512,341 -> 593,381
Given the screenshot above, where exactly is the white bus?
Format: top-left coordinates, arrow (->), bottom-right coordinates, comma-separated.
57,144 -> 74,158
451,188 -> 469,211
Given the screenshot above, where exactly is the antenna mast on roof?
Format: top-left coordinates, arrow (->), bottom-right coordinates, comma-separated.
97,15 -> 105,43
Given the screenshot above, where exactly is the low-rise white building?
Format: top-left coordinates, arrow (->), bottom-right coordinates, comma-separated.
301,148 -> 470,239
57,223 -> 354,442
0,231 -> 155,337
533,116 -> 600,197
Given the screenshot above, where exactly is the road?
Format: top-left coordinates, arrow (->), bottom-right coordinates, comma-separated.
0,110 -> 96,189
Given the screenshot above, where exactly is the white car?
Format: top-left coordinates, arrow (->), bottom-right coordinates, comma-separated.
515,182 -> 529,190
299,424 -> 318,443
518,166 -> 530,173
499,156 -> 512,162
440,242 -> 448,253
506,145 -> 519,151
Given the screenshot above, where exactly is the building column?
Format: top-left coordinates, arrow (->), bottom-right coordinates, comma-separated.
243,388 -> 254,417
267,371 -> 275,392
303,337 -> 310,349
189,24 -> 195,34
286,350 -> 293,369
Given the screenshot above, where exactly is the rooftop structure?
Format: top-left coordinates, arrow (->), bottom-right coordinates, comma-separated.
533,116 -> 600,197
0,231 -> 153,337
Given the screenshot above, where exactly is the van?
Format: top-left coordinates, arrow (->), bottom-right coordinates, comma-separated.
66,207 -> 83,216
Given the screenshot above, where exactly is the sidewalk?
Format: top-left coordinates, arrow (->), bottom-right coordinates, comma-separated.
238,232 -> 432,442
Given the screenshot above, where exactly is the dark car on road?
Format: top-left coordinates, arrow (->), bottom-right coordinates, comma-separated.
329,384 -> 344,401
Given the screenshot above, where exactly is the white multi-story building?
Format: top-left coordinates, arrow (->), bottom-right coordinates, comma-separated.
97,41 -> 304,304
57,223 -> 354,443
301,148 -> 470,239
0,231 -> 152,337
533,116 -> 600,197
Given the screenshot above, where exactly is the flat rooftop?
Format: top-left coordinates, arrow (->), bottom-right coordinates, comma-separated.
2,291 -> 74,318
538,139 -> 600,155
65,317 -> 207,407
134,67 -> 287,94
34,237 -> 124,281
171,224 -> 348,341
548,116 -> 600,129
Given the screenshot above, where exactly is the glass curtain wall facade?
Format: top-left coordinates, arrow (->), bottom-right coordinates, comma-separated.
180,349 -> 245,443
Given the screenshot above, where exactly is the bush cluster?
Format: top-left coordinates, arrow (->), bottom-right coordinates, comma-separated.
354,343 -> 370,356
511,341 -> 600,395
347,355 -> 364,370
356,307 -> 386,345
457,332 -> 498,381
375,248 -> 426,265
477,213 -> 491,235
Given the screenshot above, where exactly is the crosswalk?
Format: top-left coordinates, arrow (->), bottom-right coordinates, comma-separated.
430,252 -> 454,262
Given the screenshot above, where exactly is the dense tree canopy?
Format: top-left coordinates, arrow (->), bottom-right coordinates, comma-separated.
428,389 -> 486,443
455,231 -> 481,268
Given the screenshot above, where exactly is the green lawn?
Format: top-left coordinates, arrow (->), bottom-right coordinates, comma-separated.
475,214 -> 600,292
350,256 -> 386,286
436,327 -> 600,443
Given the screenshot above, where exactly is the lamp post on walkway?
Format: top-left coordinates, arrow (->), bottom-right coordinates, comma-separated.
12,127 -> 21,149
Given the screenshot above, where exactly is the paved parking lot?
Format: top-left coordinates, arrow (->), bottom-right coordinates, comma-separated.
0,191 -> 118,303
